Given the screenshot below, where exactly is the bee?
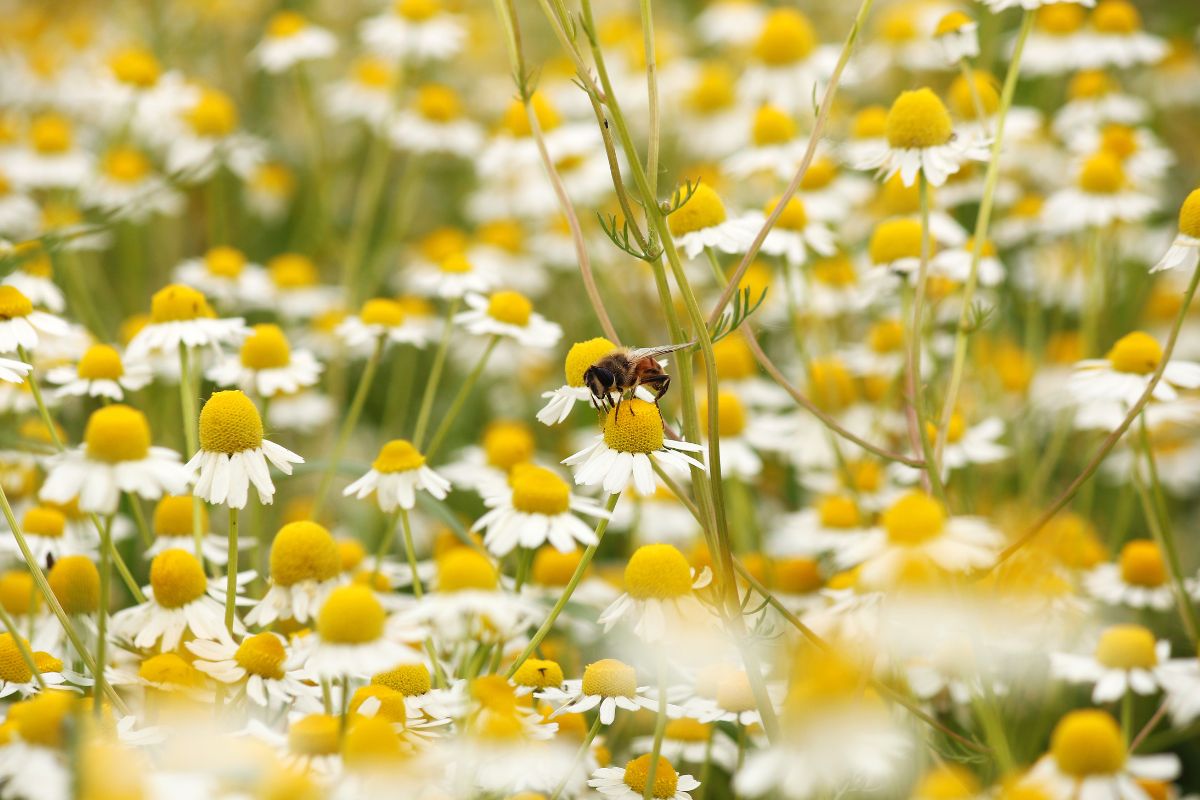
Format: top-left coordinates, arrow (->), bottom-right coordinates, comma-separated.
583,343 -> 693,416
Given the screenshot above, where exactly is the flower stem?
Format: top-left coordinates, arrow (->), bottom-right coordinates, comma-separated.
225,506 -> 239,634
313,337 -> 385,516
642,653 -> 669,800
17,346 -> 63,451
128,496 -> 153,549
0,602 -> 45,689
177,342 -> 206,564
96,515 -> 112,714
906,175 -> 946,502
412,296 -> 461,449
550,714 -> 602,800
424,334 -> 500,461
398,507 -> 424,598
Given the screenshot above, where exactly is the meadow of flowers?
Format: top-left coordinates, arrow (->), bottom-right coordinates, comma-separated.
1,0 -> 1200,797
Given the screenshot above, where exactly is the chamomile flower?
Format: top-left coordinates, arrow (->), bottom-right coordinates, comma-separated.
0,634 -> 79,699
454,291 -> 562,348
144,495 -> 247,565
173,246 -> 273,309
1043,152 -> 1157,233
0,356 -> 30,384
740,8 -> 836,113
112,548 -> 239,649
1152,188 -> 1200,273
540,659 -> 665,725
1079,0 -> 1166,70
892,414 -> 1009,481
979,0 -> 1094,10
39,404 -> 189,516
1085,539 -> 1175,610
125,284 -> 248,360
4,505 -> 97,565
721,105 -> 807,181
81,146 -> 182,222
266,253 -> 341,319
207,323 -> 322,397
325,57 -> 397,130
701,391 -> 762,479
472,464 -> 610,557
855,88 -> 988,187
390,83 -> 483,157
748,195 -> 837,267
408,251 -> 499,300
303,586 -> 421,680
344,439 -> 451,512
934,11 -> 980,64
932,237 -> 1007,287
1158,658 -> 1200,726
46,343 -> 152,401
1051,624 -> 1170,702
165,85 -> 265,181
5,113 -> 92,190
0,173 -> 40,240
564,400 -> 707,496
631,719 -> 738,770
245,521 -> 343,626
696,0 -> 767,47
188,632 -> 321,711
0,285 -> 68,353
770,495 -> 870,558
538,337 -> 619,425
252,11 -> 337,74
1069,123 -> 1174,184
336,298 -> 429,352
597,544 -> 711,641
667,183 -> 761,260
360,0 -> 466,62
1070,330 -> 1200,407
186,390 -> 303,509
589,755 -> 701,800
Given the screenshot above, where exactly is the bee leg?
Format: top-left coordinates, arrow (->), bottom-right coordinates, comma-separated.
653,375 -> 671,407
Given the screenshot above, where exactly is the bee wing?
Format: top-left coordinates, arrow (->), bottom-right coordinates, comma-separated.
627,342 -> 694,360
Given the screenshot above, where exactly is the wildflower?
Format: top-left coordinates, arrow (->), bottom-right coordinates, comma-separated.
207,323 -> 322,396
1085,539 -> 1175,610
1081,0 -> 1166,70
1043,151 -> 1157,232
344,439 -> 451,512
1071,330 -> 1200,406
337,297 -> 429,352
112,548 -> 238,649
1151,188 -> 1200,273
3,245 -> 63,312
408,251 -> 499,300
934,11 -> 980,64
750,195 -> 837,267
46,343 -> 152,400
390,83 -> 484,156
173,246 -> 273,309
124,283 -> 247,359
252,11 -> 337,74
186,390 -> 303,508
589,755 -> 701,800
0,286 -> 68,353
6,113 -> 93,190
0,634 -> 79,698
82,145 -> 182,221
304,585 -> 421,679
1051,624 -> 1170,701
597,544 -> 711,640
540,659 -> 666,725
538,337 -> 619,425
978,0 -> 1094,10
7,505 -> 96,565
772,495 -> 870,557
360,0 -> 466,62
166,85 -> 263,179
0,357 -> 30,385
1029,710 -> 1178,799
666,183 -> 761,259
741,8 -> 833,111
563,400 -> 707,496
245,521 -> 344,626
266,253 -> 340,319
472,463 -> 610,556
453,290 -> 562,348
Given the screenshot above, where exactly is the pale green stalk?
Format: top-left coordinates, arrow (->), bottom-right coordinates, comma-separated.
642,654 -> 669,800
128,496 -> 153,549
225,506 -> 239,634
906,177 -> 946,501
550,715 -> 603,800
424,334 -> 500,461
412,297 -> 461,449
177,342 -> 206,563
398,507 -> 424,598
373,508 -> 402,582
96,515 -> 112,714
313,337 -> 385,515
17,346 -> 63,450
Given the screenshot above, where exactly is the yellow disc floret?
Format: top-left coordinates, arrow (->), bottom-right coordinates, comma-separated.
1094,624 -> 1158,670
149,284 -> 213,323
565,338 -> 617,387
101,147 -> 151,183
1106,331 -> 1161,374
625,543 -> 693,599
512,658 -> 565,690
510,464 -> 571,515
438,548 -> 498,591
416,84 -> 461,121
270,521 -> 341,586
153,495 -> 206,537
914,765 -> 981,800
373,663 -> 432,696
668,183 -> 727,237
370,439 -> 424,474
949,71 -> 1000,119
9,689 -> 79,748
23,507 -> 65,538
1177,189 -> 1200,239
533,548 -> 584,586
234,632 -> 287,679
0,286 -> 34,319
1118,539 -> 1166,587
754,9 -> 816,66
603,400 -> 665,454
581,658 -> 637,698
766,195 -> 808,231
289,714 -> 340,756
149,549 -> 208,608
240,324 -> 291,370
198,390 -> 264,454
774,557 -> 823,594
622,755 -> 679,799
186,88 -> 238,137
269,254 -> 319,288
204,246 -> 246,278
487,291 -> 533,326
869,218 -> 925,264
883,492 -> 947,545
1038,3 -> 1086,34
84,404 -> 151,463
1092,0 -> 1141,34
886,88 -> 953,149
1050,710 -> 1126,776
48,555 -> 99,615
267,10 -> 307,38
752,105 -> 796,146
317,585 -> 385,644
360,298 -> 406,327
30,114 -> 72,154
0,572 -> 36,617
76,344 -> 125,381
109,46 -> 161,87
818,495 -> 861,529
484,421 -> 535,470
1078,152 -> 1126,194
935,10 -> 973,36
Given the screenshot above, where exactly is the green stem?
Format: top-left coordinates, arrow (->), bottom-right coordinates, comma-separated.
550,715 -> 603,800
313,337 -> 385,516
128,496 -> 153,549
342,129 -> 396,305
908,176 -> 946,502
398,507 -> 424,598
95,515 -> 112,714
225,506 -> 239,634
0,602 -> 45,689
412,297 -> 461,449
177,343 -> 206,564
643,654 -> 669,800
17,346 -> 63,450
424,335 -> 500,461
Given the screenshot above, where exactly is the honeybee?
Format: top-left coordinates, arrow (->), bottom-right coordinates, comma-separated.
583,343 -> 693,416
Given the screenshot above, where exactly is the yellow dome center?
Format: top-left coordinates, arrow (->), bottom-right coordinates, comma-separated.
317,585 -> 386,644
808,358 -> 857,412
1100,125 -> 1138,159
1106,331 -> 1161,374
668,183 -> 727,237
1092,0 -> 1140,34
438,548 -> 498,592
502,92 -> 561,137
712,338 -> 755,380
869,319 -> 905,354
371,439 -> 426,473
1038,3 -> 1086,34
775,557 -> 822,594
416,83 -> 461,121
0,572 -> 36,617
30,114 -> 72,154
603,399 -> 665,454
915,765 -> 982,800
288,714 -> 340,756
0,286 -> 33,319
665,718 -> 711,742
754,9 -> 816,66
267,10 -> 307,38
565,338 -> 617,387
373,663 -> 432,696
0,634 -> 56,683
949,71 -> 1000,120
478,220 -> 524,253
353,57 -> 393,90
9,691 -> 78,748
1078,152 -> 1126,194
622,755 -> 679,799
395,0 -> 440,21
812,254 -> 856,286
883,492 -> 947,545
935,10 -> 973,36
109,46 -> 160,87
23,507 -> 65,538
198,390 -> 264,454
1051,710 -> 1126,776
800,157 -> 838,190
150,284 -> 213,323
926,413 -> 967,445
85,404 -> 151,462
102,147 -> 151,183
817,495 -> 860,529
1177,188 -> 1200,239
343,715 -> 405,766
1094,624 -> 1158,669
186,88 -> 238,137
484,422 -> 535,470
270,521 -> 341,586
234,632 -> 287,679
510,464 -> 571,515
153,495 -> 206,537
625,543 -> 693,599
688,63 -> 736,113
360,298 -> 406,327
752,105 -> 796,147
512,658 -> 565,689
766,195 -> 808,231
269,254 -> 319,288
240,324 -> 291,370
581,658 -> 637,697
422,227 -> 468,262
76,344 -> 125,380
1118,539 -> 1166,587
716,671 -> 756,712
349,684 -> 408,722
204,246 -> 246,278
869,218 -> 925,264
150,549 -> 208,608
533,547 -> 584,586
886,88 -> 953,149
487,291 -> 533,326
852,106 -> 888,139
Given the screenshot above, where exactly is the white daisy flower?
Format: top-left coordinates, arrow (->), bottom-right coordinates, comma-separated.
173,246 -> 273,310
589,756 -> 700,800
745,196 -> 837,267
390,84 -> 484,157
1070,330 -> 1200,407
3,114 -> 92,190
539,659 -> 668,726
978,0 -> 1093,10
631,720 -> 740,771
696,0 -> 766,46
111,548 -> 241,650
563,400 -> 707,496
325,56 -> 398,130
454,291 -> 562,349
1085,539 -> 1175,611
264,252 -> 342,319
302,586 -> 422,680
187,632 -> 323,711
537,336 -> 620,426
406,250 -> 499,300
1051,624 -> 1170,702
1151,188 -> 1200,273
0,636 -> 85,699
597,544 -> 712,641
265,389 -> 336,434
769,495 -> 871,558
344,439 -> 451,512
207,323 -> 322,397
39,405 -> 189,516
0,356 -> 30,384
360,0 -> 466,62
336,297 -> 429,352
163,86 -> 266,182
245,521 -> 344,627
124,283 -> 248,360
666,183 -> 762,260
1076,0 -> 1166,70
186,390 -> 303,509
0,285 -> 68,354
2,251 -> 64,313
252,11 -> 337,74
2,505 -> 99,566
739,8 -> 839,113
1043,151 -> 1157,233
1157,657 -> 1200,727
926,237 -> 1007,287
80,146 -> 183,222
45,344 -> 152,401
472,464 -> 610,557
0,175 -> 40,241
934,11 -> 980,64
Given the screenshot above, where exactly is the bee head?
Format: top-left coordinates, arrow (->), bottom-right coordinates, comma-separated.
584,365 -> 615,398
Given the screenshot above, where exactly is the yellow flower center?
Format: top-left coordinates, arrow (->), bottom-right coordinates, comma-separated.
1038,3 -> 1086,34
565,338 -> 617,387
372,439 -> 426,473
343,715 -> 405,766
472,674 -> 519,711
1078,152 -> 1126,194
716,671 -> 756,712
23,507 -> 66,538
0,286 -> 33,319
665,718 -> 711,742
349,684 -> 408,723
869,218 -> 925,264
484,422 -> 535,470
352,56 -> 393,90
812,254 -> 856,286
317,585 -> 386,644
477,221 -> 524,255
1118,539 -> 1167,587
808,358 -> 857,412
270,521 -> 341,586
1069,70 -> 1114,101
800,157 -> 838,190
102,147 -> 151,183
360,298 -> 406,327
622,755 -> 679,799
85,404 -> 151,463
438,548 -> 498,591
754,9 -> 816,66
186,88 -> 238,137
339,541 -> 366,571
712,338 -> 755,380
198,390 -> 264,454
150,284 -> 213,323
76,344 -> 125,381
688,63 -> 736,113
502,92 -> 561,137
0,634 -> 61,683
153,495 -> 205,537
108,46 -> 161,87
289,714 -> 341,756
774,557 -> 822,594
915,766 -> 982,800
1094,624 -> 1158,669
373,663 -> 432,696
748,104 -> 796,146
234,632 -> 287,679
1051,710 -> 1126,776
9,689 -> 78,748
1177,188 -> 1200,239
533,547 -> 584,586
30,114 -> 72,154
886,88 -> 953,149
269,254 -> 319,288
883,492 -> 947,545
868,319 -> 905,354
267,10 -> 307,38
510,464 -> 571,515
926,413 -> 967,445
625,543 -> 693,599
236,323 -> 291,370
668,183 -> 727,237
879,8 -> 917,42
409,83 -> 462,125
512,658 -> 565,689
949,71 -> 1000,120
395,0 -> 440,21
817,495 -> 860,529
1092,0 -> 1140,34
766,195 -> 808,231
1106,331 -> 1161,374
935,10 -> 973,36
204,246 -> 246,278
582,659 -> 637,698
852,106 -> 888,139
486,291 -> 533,326
150,549 -> 208,608
0,572 -> 36,617
253,162 -> 295,197
603,399 -> 666,454
1099,124 -> 1138,159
